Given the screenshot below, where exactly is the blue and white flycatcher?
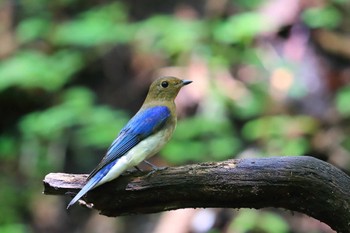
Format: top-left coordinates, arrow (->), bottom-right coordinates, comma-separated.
67,76 -> 192,209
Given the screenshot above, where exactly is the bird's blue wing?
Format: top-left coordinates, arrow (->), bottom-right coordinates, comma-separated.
87,105 -> 171,180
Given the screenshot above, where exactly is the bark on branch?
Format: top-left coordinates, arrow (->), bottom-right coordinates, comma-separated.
43,156 -> 350,232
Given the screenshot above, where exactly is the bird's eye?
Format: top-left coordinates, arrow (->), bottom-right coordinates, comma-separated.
161,81 -> 169,88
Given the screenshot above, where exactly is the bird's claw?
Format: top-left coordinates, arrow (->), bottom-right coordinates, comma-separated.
78,200 -> 94,209
145,166 -> 168,178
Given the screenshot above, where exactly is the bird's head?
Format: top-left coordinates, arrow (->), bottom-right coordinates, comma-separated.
145,76 -> 192,103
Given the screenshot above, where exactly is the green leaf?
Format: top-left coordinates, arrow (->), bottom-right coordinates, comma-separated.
209,136 -> 241,160
243,115 -> 317,140
233,0 -> 263,9
161,140 -> 207,164
0,136 -> 17,160
213,12 -> 269,44
229,210 -> 289,233
53,3 -> 134,46
161,115 -> 240,164
19,87 -> 95,139
341,136 -> 350,152
137,16 -> 204,55
16,17 -> 51,43
0,50 -> 83,91
302,6 -> 341,29
259,212 -> 289,233
0,224 -> 28,233
229,209 -> 259,232
267,137 -> 309,155
336,86 -> 350,116
75,107 -> 129,148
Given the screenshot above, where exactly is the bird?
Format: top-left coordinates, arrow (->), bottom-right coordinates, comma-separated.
67,76 -> 192,209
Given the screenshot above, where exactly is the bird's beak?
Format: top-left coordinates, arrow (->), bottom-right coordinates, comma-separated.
182,80 -> 192,86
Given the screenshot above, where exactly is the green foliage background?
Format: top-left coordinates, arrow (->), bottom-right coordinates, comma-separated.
0,0 -> 349,232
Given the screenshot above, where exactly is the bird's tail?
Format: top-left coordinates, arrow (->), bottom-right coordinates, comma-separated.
66,173 -> 103,210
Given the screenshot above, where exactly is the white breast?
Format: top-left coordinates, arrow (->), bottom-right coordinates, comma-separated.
97,126 -> 174,186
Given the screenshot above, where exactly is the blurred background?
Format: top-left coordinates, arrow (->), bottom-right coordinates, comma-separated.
0,0 -> 349,232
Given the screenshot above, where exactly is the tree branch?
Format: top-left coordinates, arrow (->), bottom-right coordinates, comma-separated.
43,156 -> 350,232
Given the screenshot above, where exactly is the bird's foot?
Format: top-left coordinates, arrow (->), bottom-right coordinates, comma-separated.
143,160 -> 168,178
79,200 -> 94,209
144,169 -> 163,178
